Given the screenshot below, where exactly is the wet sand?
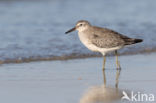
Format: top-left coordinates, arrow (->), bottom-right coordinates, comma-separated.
0,53 -> 155,103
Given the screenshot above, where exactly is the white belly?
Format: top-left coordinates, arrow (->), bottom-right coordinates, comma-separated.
78,32 -> 123,55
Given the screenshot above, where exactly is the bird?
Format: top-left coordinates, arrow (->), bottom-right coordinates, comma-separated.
65,20 -> 143,70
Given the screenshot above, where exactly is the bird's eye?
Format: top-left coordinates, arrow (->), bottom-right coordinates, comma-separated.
80,24 -> 83,26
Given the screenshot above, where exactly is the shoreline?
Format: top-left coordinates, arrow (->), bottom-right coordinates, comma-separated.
0,49 -> 156,64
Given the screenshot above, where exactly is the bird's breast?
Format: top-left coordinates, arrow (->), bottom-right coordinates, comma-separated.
78,32 -> 89,45
78,32 -> 99,52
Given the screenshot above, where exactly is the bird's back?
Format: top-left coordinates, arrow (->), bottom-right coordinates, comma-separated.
86,26 -> 142,48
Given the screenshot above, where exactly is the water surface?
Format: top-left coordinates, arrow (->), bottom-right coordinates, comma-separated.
0,0 -> 156,63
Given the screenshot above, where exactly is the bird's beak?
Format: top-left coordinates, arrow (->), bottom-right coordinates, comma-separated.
65,27 -> 76,34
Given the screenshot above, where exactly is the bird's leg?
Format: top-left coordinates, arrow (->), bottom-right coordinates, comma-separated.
115,50 -> 121,70
102,56 -> 106,70
102,55 -> 106,87
114,51 -> 121,93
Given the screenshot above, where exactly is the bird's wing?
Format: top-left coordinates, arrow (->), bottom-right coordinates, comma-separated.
90,26 -> 131,48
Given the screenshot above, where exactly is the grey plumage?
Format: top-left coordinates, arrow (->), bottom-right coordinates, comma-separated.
86,26 -> 142,48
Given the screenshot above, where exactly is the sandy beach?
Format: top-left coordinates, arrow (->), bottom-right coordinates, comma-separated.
0,53 -> 155,103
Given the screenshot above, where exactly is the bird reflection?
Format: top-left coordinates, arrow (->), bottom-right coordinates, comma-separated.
102,68 -> 106,88
102,67 -> 121,90
80,68 -> 122,103
115,68 -> 121,90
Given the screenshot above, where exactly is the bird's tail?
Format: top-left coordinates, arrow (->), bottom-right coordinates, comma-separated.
125,38 -> 143,45
133,39 -> 143,43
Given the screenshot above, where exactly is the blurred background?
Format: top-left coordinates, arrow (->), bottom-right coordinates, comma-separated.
0,0 -> 155,63
0,1 -> 156,103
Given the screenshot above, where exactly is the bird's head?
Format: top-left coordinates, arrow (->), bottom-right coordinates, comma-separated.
65,20 -> 91,34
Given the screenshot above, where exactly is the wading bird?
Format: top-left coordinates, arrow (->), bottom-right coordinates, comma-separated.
65,20 -> 143,70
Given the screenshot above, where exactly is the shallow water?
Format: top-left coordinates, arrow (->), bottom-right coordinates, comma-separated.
0,54 -> 155,103
0,0 -> 156,63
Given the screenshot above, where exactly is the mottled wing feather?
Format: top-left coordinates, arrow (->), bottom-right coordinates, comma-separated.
90,27 -> 131,48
